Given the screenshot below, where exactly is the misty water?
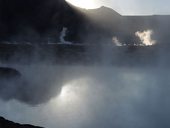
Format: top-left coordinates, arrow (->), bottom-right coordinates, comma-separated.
0,63 -> 170,128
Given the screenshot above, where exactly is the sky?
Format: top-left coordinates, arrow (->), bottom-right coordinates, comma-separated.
66,0 -> 170,15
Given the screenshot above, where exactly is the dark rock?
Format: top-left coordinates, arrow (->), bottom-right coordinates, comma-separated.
0,116 -> 44,128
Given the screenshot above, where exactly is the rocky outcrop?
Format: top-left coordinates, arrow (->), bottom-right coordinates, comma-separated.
0,116 -> 44,128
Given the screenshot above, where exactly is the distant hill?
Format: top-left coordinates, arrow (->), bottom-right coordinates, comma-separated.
0,116 -> 43,128
82,7 -> 170,45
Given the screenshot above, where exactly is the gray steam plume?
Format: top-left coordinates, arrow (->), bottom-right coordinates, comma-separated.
0,31 -> 170,128
59,27 -> 72,44
135,30 -> 156,46
0,27 -> 166,106
112,37 -> 123,46
1,66 -> 170,128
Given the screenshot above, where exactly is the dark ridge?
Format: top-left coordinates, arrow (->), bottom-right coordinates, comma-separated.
88,6 -> 121,17
0,0 -> 87,42
0,116 -> 44,128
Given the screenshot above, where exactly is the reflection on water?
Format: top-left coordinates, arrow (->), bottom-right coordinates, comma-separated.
0,65 -> 170,128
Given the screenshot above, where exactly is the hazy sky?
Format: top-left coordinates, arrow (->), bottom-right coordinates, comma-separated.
67,0 -> 170,15
104,0 -> 170,15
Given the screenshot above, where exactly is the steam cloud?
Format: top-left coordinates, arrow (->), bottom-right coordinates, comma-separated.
59,27 -> 72,44
112,37 -> 122,46
135,30 -> 156,46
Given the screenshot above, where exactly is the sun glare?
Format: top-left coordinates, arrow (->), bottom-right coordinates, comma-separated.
56,78 -> 89,104
49,78 -> 90,117
59,84 -> 79,102
47,79 -> 92,126
66,0 -> 99,9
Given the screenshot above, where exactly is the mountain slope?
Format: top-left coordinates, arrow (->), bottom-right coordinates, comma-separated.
0,0 -> 87,42
0,0 -> 170,45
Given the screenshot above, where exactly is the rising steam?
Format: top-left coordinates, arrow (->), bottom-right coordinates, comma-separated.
112,37 -> 122,46
59,27 -> 72,44
135,30 -> 156,46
